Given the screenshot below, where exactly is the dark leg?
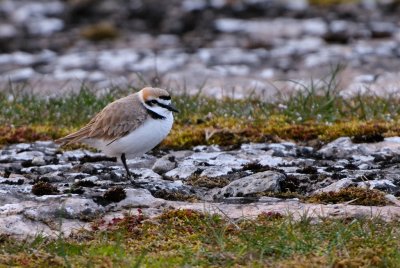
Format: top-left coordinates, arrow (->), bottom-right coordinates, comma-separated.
120,153 -> 131,179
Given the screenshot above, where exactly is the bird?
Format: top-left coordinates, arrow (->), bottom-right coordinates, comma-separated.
55,87 -> 179,178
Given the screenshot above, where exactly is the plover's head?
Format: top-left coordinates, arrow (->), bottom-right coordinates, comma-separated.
140,87 -> 179,115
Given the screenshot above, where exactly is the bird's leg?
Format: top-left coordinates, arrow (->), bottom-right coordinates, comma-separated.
120,153 -> 132,179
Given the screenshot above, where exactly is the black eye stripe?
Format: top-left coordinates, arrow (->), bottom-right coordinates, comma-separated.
159,95 -> 171,100
146,99 -> 166,107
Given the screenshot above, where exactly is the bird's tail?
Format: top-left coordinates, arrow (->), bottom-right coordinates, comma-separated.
55,126 -> 92,146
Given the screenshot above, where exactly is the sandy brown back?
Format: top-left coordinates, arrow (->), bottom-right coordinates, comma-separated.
56,93 -> 149,145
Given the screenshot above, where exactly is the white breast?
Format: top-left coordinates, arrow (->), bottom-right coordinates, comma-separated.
88,114 -> 174,158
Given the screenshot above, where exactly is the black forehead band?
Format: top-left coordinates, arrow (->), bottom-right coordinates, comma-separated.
159,95 -> 171,100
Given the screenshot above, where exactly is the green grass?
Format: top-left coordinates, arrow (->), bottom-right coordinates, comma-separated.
1,209 -> 399,267
1,70 -> 400,148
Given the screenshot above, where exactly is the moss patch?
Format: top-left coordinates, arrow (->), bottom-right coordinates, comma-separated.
80,21 -> 119,41
31,181 -> 59,196
307,187 -> 389,206
151,189 -> 198,202
103,187 -> 126,202
186,175 -> 231,189
93,186 -> 127,206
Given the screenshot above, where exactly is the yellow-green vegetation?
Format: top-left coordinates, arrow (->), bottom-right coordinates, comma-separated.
152,189 -> 198,202
186,174 -> 231,188
1,76 -> 400,149
1,209 -> 400,267
307,187 -> 389,206
80,21 -> 119,41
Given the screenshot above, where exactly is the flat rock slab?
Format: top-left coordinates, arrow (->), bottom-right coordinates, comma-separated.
1,137 -> 400,237
3,199 -> 400,238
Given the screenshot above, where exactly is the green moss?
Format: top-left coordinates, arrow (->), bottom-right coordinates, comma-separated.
186,175 -> 231,189
151,189 -> 198,202
307,187 -> 389,206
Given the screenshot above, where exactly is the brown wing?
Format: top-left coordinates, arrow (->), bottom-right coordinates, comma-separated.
55,93 -> 149,145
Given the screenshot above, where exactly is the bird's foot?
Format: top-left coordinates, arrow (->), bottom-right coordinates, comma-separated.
125,171 -> 132,180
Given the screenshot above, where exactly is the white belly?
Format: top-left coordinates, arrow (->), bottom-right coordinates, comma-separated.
85,114 -> 173,158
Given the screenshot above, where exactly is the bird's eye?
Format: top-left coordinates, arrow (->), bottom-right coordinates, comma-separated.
146,99 -> 159,106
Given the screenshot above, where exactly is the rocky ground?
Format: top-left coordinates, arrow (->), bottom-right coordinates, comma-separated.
1,0 -> 400,98
2,137 -> 400,237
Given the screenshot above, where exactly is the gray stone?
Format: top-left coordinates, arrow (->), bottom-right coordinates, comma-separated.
79,163 -> 104,174
165,166 -> 200,180
81,175 -> 100,182
116,189 -> 166,209
97,49 -> 140,72
0,24 -> 17,39
369,21 -> 396,38
22,163 -> 73,174
193,145 -> 220,153
200,166 -> 232,177
14,151 -> 45,161
31,156 -> 46,166
303,18 -> 328,36
214,171 -> 285,199
319,137 -> 400,159
214,18 -> 303,39
61,198 -> 104,220
0,155 -> 13,163
27,18 -> 64,36
0,176 -> 26,185
61,150 -> 87,161
314,178 -> 354,194
358,179 -> 399,194
65,172 -> 90,180
0,203 -> 26,215
3,68 -> 35,82
384,194 -> 400,206
358,163 -> 370,170
0,53 -> 35,66
0,215 -> 52,238
132,168 -> 162,180
152,155 -> 177,174
255,154 -> 286,167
